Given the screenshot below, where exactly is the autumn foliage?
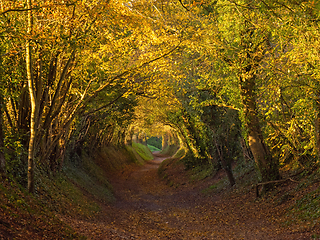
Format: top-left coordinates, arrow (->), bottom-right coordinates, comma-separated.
0,0 -> 320,238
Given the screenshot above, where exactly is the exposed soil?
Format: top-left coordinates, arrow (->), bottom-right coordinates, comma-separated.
60,154 -> 316,239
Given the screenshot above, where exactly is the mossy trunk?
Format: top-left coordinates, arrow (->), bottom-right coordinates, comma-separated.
0,95 -> 6,178
237,18 -> 280,185
0,49 -> 6,178
240,73 -> 280,183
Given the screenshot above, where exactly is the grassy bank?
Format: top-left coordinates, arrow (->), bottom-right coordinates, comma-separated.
0,144 -> 149,239
131,142 -> 154,161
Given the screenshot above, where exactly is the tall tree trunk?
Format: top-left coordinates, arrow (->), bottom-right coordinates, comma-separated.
0,46 -> 6,178
236,17 -> 280,185
0,94 -> 6,178
26,0 -> 36,193
240,73 -> 280,183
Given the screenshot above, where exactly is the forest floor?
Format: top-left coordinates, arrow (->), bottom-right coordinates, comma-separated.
59,153 -> 319,240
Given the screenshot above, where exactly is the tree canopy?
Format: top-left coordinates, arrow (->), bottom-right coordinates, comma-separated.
0,0 -> 320,191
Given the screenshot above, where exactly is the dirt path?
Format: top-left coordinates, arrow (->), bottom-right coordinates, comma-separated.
62,155 -> 313,239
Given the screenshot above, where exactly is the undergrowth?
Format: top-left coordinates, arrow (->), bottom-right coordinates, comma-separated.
0,144 -> 147,239
285,168 -> 320,231
191,164 -> 216,181
63,152 -> 114,204
160,144 -> 180,156
38,171 -> 102,217
0,178 -> 84,239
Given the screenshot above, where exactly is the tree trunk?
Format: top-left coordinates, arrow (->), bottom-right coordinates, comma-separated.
0,46 -> 6,178
126,126 -> 134,145
212,129 -> 235,186
315,93 -> 320,159
217,142 -> 235,186
0,94 -> 6,178
240,73 -> 280,183
162,132 -> 169,150
26,0 -> 36,193
236,17 -> 280,185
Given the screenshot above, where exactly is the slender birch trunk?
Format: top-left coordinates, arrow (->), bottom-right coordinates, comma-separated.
26,0 -> 36,193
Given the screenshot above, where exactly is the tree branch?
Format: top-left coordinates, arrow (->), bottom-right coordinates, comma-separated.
86,42 -> 182,103
255,178 -> 298,198
178,0 -> 190,11
84,91 -> 127,116
1,3 -> 75,15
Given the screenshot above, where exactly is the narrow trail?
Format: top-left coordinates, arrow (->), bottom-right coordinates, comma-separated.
62,154 -> 312,240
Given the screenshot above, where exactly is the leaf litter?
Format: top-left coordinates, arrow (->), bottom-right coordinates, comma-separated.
60,154 -> 318,239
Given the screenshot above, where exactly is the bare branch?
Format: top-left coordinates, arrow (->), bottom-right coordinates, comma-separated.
178,0 -> 190,11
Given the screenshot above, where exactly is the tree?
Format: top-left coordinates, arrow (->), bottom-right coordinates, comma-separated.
193,0 -> 281,183
237,18 -> 280,182
26,0 -> 36,193
0,94 -> 6,178
0,0 -> 186,188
